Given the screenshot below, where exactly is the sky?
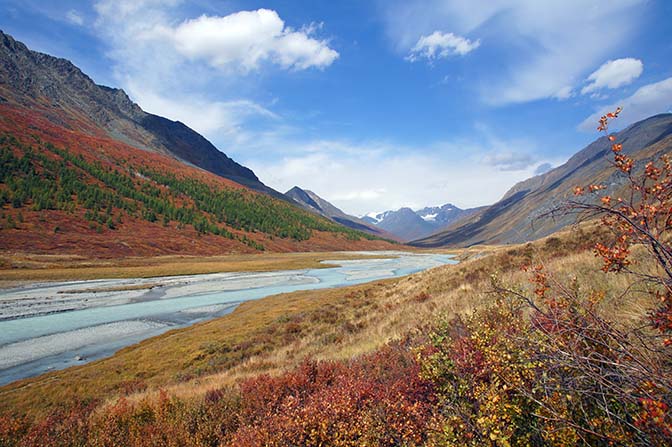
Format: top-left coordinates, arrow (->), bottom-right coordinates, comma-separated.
1,0 -> 672,216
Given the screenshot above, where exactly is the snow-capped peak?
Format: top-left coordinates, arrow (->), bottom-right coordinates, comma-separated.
420,213 -> 438,222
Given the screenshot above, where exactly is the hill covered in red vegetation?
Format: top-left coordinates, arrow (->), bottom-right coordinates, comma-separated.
0,103 -> 395,257
0,33 -> 396,257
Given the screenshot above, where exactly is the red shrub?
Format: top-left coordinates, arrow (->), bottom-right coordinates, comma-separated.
231,343 -> 436,447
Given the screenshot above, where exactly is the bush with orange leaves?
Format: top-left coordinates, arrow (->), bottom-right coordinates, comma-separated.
422,266 -> 671,446
421,108 -> 672,446
567,107 -> 672,345
0,343 -> 436,447
419,302 -> 543,446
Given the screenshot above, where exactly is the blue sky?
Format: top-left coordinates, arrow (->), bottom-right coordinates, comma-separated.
2,0 -> 672,215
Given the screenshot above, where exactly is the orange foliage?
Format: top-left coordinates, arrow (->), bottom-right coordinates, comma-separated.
0,104 -> 396,257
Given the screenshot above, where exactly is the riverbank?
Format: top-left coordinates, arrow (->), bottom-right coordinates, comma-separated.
0,251 -> 417,288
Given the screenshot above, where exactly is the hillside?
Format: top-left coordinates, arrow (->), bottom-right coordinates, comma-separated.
0,34 -> 396,257
0,30 -> 280,196
285,186 -> 397,239
413,113 -> 672,247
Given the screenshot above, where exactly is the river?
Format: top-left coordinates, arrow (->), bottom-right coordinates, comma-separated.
0,251 -> 455,385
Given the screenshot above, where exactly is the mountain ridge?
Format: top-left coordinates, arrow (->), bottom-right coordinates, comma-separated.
0,32 -> 396,256
0,30 -> 284,198
412,113 -> 672,247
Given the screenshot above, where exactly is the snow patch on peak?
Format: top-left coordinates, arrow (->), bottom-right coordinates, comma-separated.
365,211 -> 383,223
420,213 -> 438,222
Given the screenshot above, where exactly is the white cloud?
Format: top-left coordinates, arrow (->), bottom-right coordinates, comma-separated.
244,137 -> 561,216
332,189 -> 388,201
380,0 -> 646,105
168,10 -> 338,71
66,9 -> 84,26
579,77 -> 672,131
553,86 -> 574,100
92,1 -> 338,144
406,31 -> 479,62
581,58 -> 643,95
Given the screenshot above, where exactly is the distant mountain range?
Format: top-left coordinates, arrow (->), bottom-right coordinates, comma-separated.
412,113 -> 672,247
285,187 -> 399,240
0,31 -> 395,256
363,204 -> 482,242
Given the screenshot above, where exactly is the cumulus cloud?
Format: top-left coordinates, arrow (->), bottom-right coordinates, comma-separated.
166,10 -> 338,71
579,77 -> 672,131
380,0 -> 647,105
406,31 -> 480,62
581,58 -> 643,95
66,10 -> 84,26
95,3 -> 338,73
91,1 -> 338,143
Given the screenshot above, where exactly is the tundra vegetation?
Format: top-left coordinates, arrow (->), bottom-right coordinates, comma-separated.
1,110 -> 671,446
0,134 -> 378,247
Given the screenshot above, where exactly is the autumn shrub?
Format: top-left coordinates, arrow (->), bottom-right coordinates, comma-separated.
422,269 -> 671,445
0,414 -> 30,447
230,342 -> 437,447
0,401 -> 95,447
421,108 -> 672,446
84,388 -> 244,447
419,303 -> 542,446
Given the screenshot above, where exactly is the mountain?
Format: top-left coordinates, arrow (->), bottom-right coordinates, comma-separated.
366,208 -> 434,242
285,187 -> 396,239
413,113 -> 672,247
365,204 -> 481,242
0,30 -> 283,197
0,31 -> 396,256
415,203 -> 483,228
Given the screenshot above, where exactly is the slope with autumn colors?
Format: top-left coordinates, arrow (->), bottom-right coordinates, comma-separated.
0,30 -> 271,195
412,113 -> 672,248
0,32 -> 396,257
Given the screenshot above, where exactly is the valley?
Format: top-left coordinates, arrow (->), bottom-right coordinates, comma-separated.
1,5 -> 671,445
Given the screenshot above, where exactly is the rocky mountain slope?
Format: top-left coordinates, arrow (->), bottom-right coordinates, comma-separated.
285,187 -> 395,239
0,30 -> 279,196
364,204 -> 481,242
412,113 -> 672,247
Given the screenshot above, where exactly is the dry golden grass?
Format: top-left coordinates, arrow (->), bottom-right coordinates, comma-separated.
0,221 -> 658,418
0,251 -> 395,288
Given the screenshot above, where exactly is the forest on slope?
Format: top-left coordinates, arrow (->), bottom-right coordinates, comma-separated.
0,107 -> 395,257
